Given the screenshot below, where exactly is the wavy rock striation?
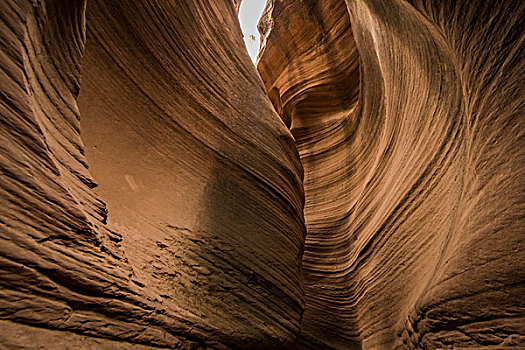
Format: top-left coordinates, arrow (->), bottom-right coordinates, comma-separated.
259,0 -> 524,348
1,0 -> 523,349
1,0 -> 304,348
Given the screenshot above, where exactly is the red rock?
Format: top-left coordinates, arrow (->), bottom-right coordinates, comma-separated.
0,0 -> 523,348
0,0 -> 303,348
259,0 -> 525,348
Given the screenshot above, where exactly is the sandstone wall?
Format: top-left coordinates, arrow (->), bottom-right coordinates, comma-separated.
1,1 -> 304,348
258,0 -> 524,348
1,0 -> 523,349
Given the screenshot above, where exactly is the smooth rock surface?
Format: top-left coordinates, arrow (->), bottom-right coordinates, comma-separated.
1,0 -> 304,348
258,0 -> 524,348
1,0 -> 523,349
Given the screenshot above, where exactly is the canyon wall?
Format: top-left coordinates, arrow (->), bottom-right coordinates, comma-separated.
258,0 -> 524,348
1,0 -> 523,349
0,0 -> 304,348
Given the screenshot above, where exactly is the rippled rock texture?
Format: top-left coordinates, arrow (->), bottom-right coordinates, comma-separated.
1,0 -> 303,348
0,0 -> 523,349
259,0 -> 524,348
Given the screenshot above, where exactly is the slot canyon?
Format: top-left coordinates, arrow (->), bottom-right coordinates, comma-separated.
0,0 -> 523,349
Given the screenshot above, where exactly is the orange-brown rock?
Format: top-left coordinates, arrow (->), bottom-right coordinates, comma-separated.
259,0 -> 524,348
1,0 -> 523,349
0,0 -> 304,348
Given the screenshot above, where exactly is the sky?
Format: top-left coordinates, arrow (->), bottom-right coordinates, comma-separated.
239,0 -> 267,63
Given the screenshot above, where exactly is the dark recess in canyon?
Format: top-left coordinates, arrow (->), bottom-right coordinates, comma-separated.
0,0 -> 524,349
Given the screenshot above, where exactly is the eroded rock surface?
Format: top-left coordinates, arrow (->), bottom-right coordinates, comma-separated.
1,0 -> 523,349
1,0 -> 303,348
259,0 -> 524,348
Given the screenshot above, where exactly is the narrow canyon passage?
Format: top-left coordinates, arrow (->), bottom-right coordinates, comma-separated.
77,0 -> 306,348
0,0 -> 523,349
